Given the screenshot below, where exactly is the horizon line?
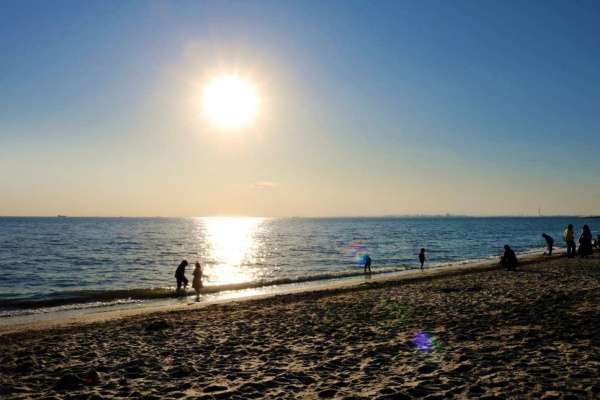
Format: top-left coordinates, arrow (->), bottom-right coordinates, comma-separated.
1,214 -> 595,219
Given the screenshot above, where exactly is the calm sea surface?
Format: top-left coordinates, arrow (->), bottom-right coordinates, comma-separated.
0,216 -> 594,321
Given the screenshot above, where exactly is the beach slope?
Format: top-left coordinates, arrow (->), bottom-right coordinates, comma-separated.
1,254 -> 599,399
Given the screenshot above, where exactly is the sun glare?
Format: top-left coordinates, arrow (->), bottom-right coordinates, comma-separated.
199,217 -> 265,285
202,76 -> 259,129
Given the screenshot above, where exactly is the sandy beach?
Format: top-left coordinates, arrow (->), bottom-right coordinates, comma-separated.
1,253 -> 599,399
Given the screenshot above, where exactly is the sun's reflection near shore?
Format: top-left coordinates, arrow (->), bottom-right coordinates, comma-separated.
197,217 -> 265,285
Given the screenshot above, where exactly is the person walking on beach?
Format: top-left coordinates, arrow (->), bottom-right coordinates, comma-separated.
175,260 -> 189,291
500,245 -> 518,271
418,248 -> 426,270
542,233 -> 554,256
564,224 -> 576,258
192,261 -> 203,299
364,255 -> 372,274
578,225 -> 593,258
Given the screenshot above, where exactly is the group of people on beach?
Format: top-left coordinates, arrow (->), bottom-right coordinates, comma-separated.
362,248 -> 427,275
175,224 -> 596,292
174,260 -> 203,298
363,248 -> 426,275
541,224 -> 594,259
501,224 -> 595,271
378,224 -> 596,274
365,223 -> 595,275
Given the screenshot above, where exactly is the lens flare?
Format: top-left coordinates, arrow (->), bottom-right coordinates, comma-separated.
347,240 -> 368,264
413,331 -> 443,361
413,331 -> 435,351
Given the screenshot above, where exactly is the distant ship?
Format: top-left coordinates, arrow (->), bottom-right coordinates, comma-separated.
57,215 -> 67,218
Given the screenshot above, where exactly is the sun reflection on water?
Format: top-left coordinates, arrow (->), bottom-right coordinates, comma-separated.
197,217 -> 265,285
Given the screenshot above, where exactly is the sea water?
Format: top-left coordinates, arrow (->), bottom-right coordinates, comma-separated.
0,216 -> 594,322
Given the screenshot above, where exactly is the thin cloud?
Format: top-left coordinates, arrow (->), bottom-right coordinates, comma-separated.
250,181 -> 279,189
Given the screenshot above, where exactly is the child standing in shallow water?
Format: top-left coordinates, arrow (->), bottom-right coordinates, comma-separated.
192,261 -> 203,299
418,248 -> 426,270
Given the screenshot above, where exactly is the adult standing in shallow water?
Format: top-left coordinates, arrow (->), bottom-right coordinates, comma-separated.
564,224 -> 576,258
364,255 -> 372,274
175,260 -> 189,291
418,248 -> 426,270
578,225 -> 593,258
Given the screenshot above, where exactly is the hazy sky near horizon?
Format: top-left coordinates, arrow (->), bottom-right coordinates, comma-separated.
1,0 -> 599,217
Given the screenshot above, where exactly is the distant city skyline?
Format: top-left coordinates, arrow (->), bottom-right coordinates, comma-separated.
1,1 -> 599,217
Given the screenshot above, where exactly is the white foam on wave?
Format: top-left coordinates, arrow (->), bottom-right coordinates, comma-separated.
0,298 -> 144,318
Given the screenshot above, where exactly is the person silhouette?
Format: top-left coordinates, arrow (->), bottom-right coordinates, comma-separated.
364,255 -> 372,274
564,224 -> 576,258
418,248 -> 426,270
578,225 -> 593,258
192,261 -> 203,299
500,245 -> 518,271
175,260 -> 189,291
542,233 -> 554,256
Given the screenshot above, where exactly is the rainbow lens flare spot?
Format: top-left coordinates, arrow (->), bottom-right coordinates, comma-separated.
413,331 -> 443,359
347,240 -> 368,264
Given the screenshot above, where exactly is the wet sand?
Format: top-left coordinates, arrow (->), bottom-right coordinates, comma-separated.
1,253 -> 599,399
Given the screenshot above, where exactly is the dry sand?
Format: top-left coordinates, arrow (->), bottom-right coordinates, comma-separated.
1,254 -> 599,399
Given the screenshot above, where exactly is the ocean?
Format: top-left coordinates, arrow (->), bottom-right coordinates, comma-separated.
0,216 -> 594,323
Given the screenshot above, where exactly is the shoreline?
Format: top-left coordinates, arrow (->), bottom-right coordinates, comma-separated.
2,214 -> 579,327
0,247 -> 552,334
0,253 -> 519,335
2,252 -> 598,399
0,251 -> 549,334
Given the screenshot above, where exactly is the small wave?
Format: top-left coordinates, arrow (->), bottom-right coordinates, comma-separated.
0,268 -> 409,315
0,288 -> 177,313
518,246 -> 552,255
0,248 -> 547,317
0,299 -> 143,318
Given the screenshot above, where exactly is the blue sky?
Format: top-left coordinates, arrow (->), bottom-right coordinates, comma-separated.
1,0 -> 599,216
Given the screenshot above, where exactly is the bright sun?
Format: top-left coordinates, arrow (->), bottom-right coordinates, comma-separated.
202,76 -> 259,129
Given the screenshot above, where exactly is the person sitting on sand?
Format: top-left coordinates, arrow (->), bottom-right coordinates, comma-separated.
500,245 -> 518,271
175,260 -> 189,291
192,261 -> 203,299
364,255 -> 372,274
418,248 -> 426,270
542,233 -> 554,256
